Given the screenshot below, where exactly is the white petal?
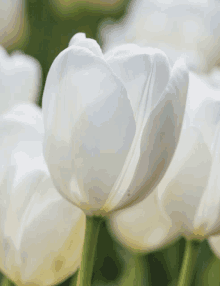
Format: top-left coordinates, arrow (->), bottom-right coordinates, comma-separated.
158,127 -> 212,239
193,125 -> 220,237
0,103 -> 44,183
186,72 -> 220,150
187,72 -> 220,119
192,99 -> 220,152
0,46 -> 8,59
4,171 -> 85,286
2,103 -> 44,134
209,236 -> 220,259
106,45 -> 171,121
0,104 -> 85,285
0,166 -> 85,285
43,45 -> 135,215
0,51 -> 41,115
109,190 -> 179,252
103,58 -> 189,213
69,33 -> 103,57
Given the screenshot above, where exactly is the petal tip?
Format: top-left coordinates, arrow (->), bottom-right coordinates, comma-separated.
69,32 -> 86,47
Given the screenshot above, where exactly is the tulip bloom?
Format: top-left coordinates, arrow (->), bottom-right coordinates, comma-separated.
109,72 -> 220,252
100,0 -> 220,72
0,104 -> 85,286
42,33 -> 189,216
0,46 -> 41,115
0,0 -> 27,48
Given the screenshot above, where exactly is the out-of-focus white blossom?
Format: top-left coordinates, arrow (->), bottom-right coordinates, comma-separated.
109,72 -> 220,252
0,103 -> 85,286
42,33 -> 189,216
0,0 -> 28,48
0,47 -> 41,115
99,0 -> 220,72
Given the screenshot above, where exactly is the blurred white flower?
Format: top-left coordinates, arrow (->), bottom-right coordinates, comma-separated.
0,103 -> 85,286
0,47 -> 41,115
0,0 -> 28,48
99,0 -> 220,72
109,72 -> 220,252
42,33 -> 189,216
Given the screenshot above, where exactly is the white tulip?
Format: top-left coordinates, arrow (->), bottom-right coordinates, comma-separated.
42,33 -> 189,216
0,0 -> 27,48
99,0 -> 220,72
0,104 -> 85,286
108,72 -> 220,252
0,47 -> 41,115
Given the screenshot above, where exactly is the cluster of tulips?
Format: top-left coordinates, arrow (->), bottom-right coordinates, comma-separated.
1,32 -> 220,286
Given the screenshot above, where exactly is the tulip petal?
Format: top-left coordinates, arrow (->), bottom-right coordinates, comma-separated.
158,128 -> 211,239
192,99 -> 220,152
103,58 -> 189,213
43,45 -> 135,214
193,124 -> 220,237
69,33 -> 103,58
106,44 -> 171,121
186,72 -> 220,150
5,171 -> 85,286
208,236 -> 220,259
186,72 -> 220,123
0,103 -> 85,285
0,104 -> 44,182
0,51 -> 41,115
109,190 -> 179,252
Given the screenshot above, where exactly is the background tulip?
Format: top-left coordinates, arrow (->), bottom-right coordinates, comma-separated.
42,33 -> 189,216
108,72 -> 220,252
0,0 -> 27,49
0,47 -> 41,116
99,0 -> 220,72
0,104 -> 85,286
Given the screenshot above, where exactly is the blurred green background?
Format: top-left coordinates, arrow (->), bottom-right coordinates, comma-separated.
3,0 -> 220,285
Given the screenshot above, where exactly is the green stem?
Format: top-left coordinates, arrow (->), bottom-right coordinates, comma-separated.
119,254 -> 151,286
76,216 -> 104,286
177,240 -> 200,286
1,276 -> 14,286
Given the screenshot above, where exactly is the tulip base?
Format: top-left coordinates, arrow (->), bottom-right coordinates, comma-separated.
177,239 -> 201,286
76,216 -> 104,286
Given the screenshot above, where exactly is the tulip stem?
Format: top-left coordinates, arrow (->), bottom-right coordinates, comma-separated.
119,254 -> 150,286
177,239 -> 200,286
76,216 -> 104,286
1,276 -> 14,286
